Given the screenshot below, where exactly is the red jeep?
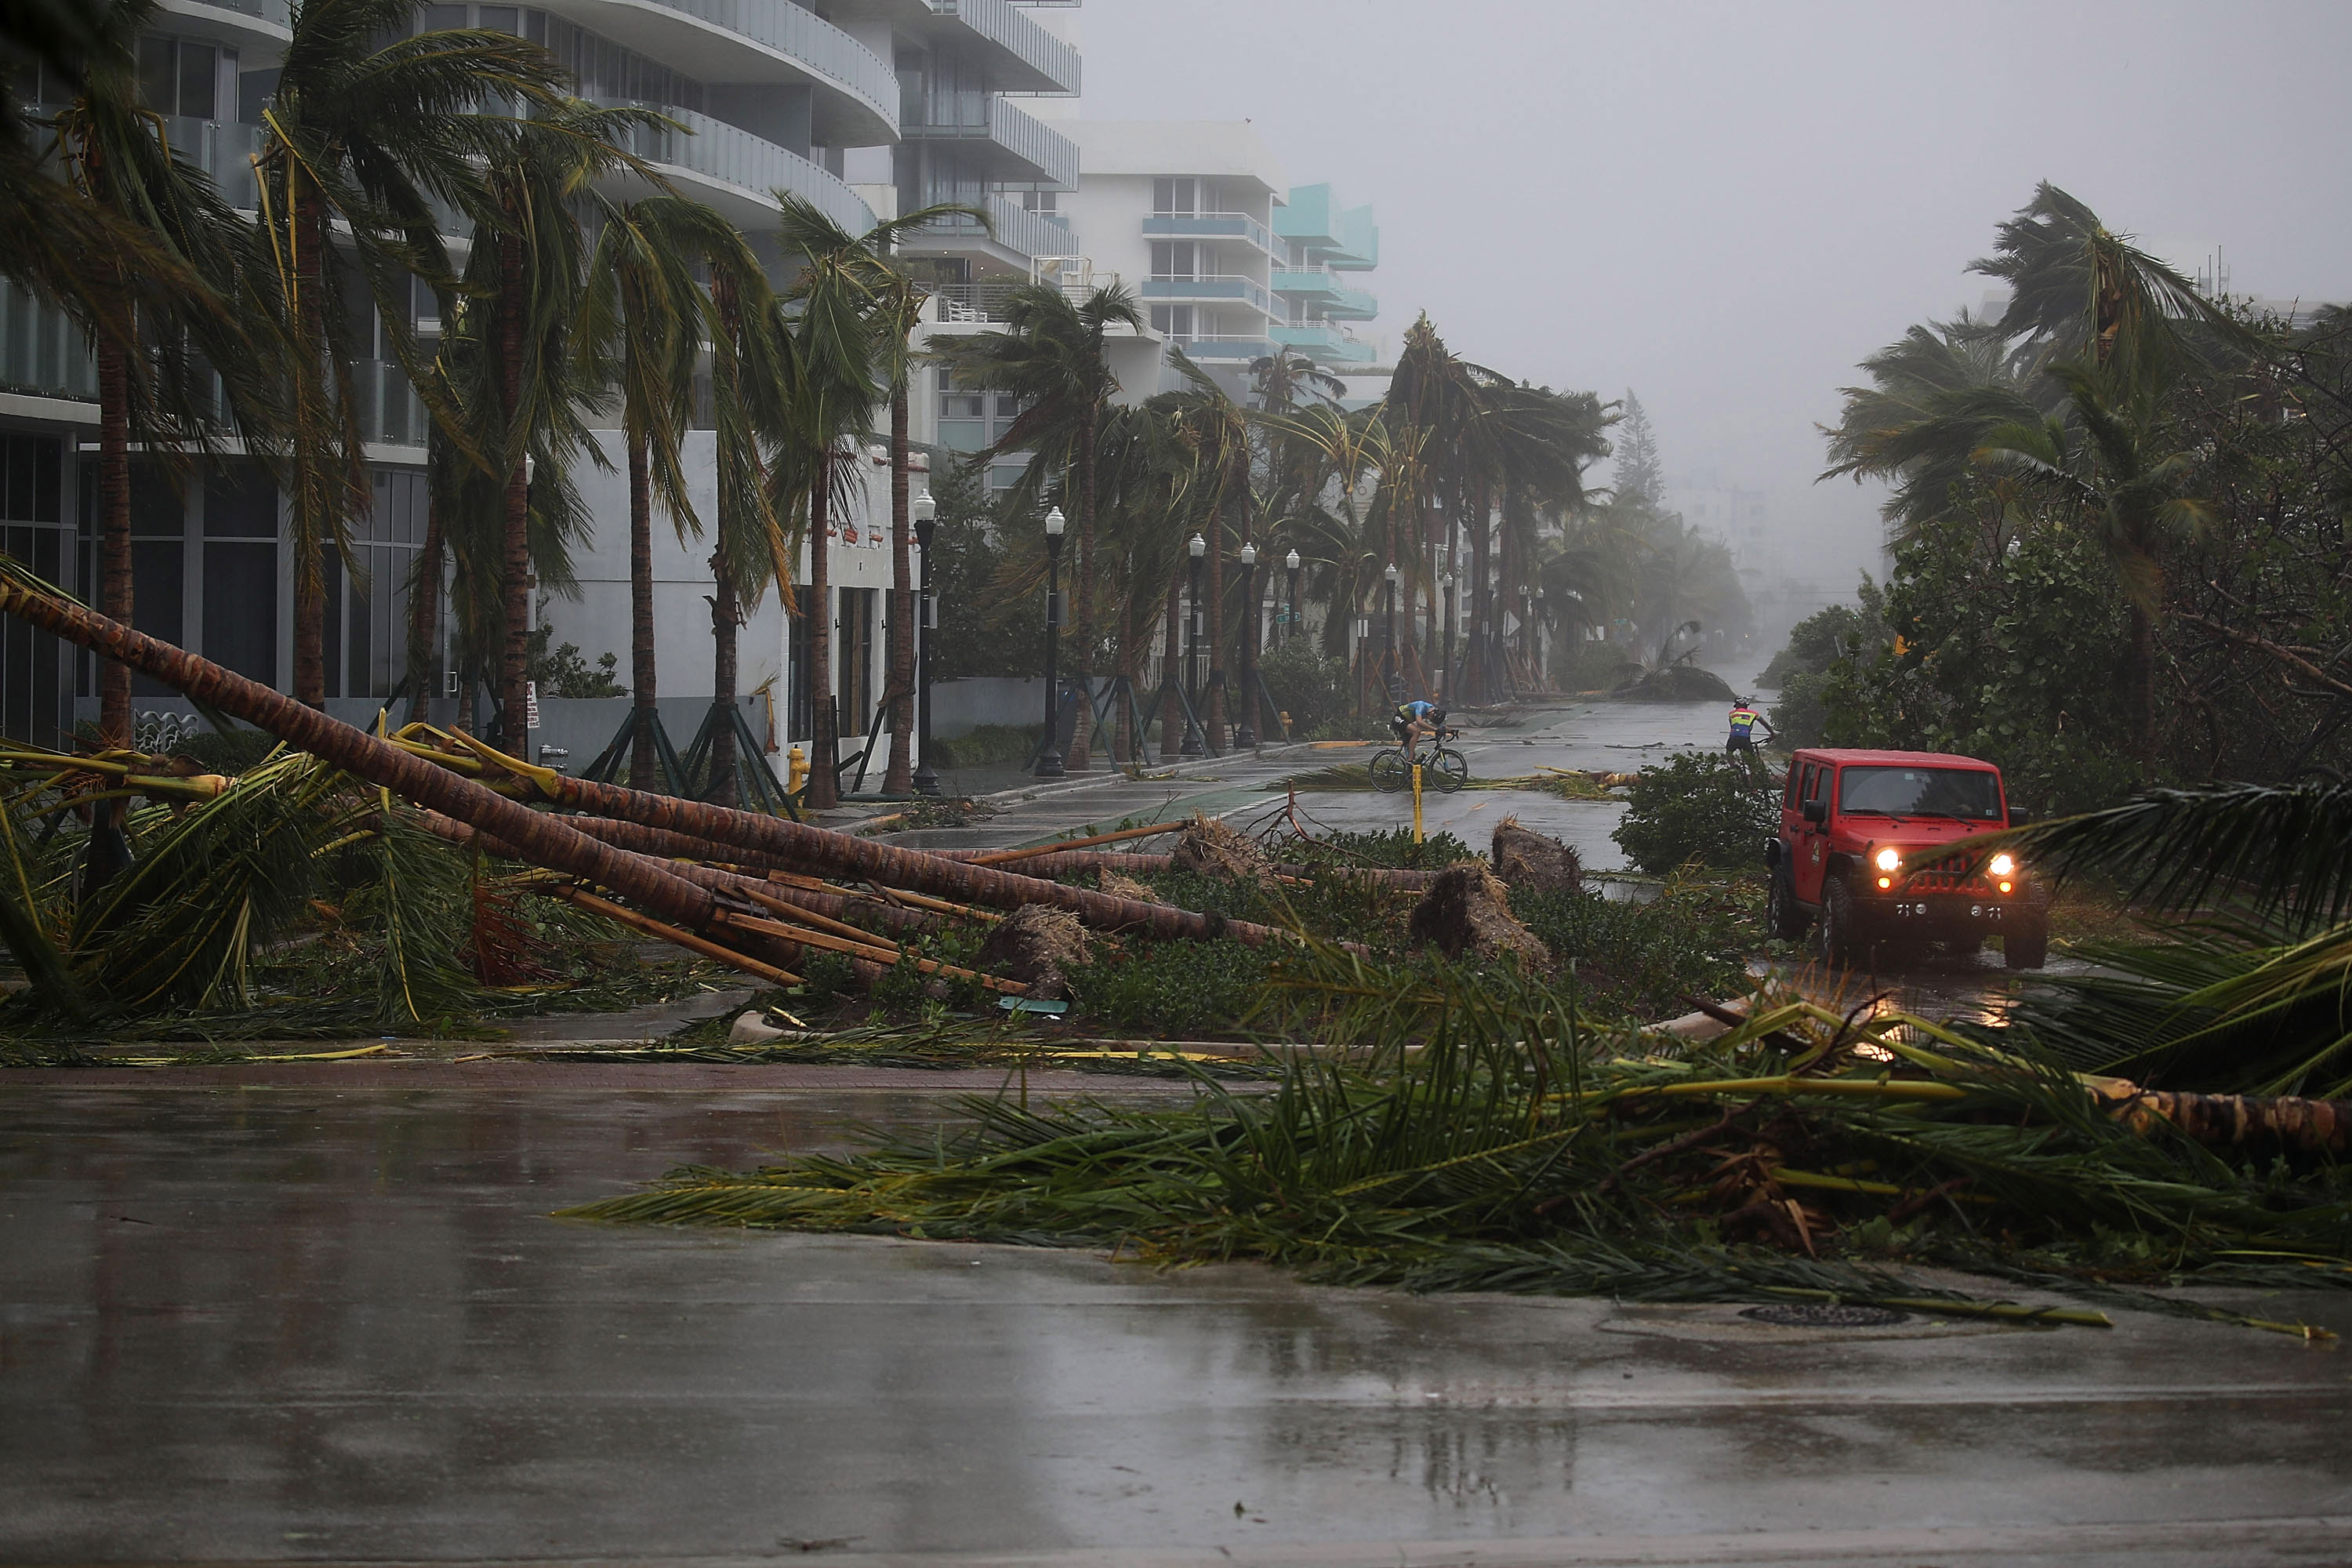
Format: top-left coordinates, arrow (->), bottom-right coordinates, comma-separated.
1764,748 -> 2048,970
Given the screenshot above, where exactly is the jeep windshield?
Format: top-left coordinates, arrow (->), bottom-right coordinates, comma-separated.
1836,766 -> 2003,821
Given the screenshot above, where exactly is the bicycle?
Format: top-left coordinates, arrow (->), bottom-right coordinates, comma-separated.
1370,727 -> 1469,794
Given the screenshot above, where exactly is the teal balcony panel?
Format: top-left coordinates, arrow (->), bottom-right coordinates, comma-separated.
1142,212 -> 1276,256
1323,284 -> 1377,321
1142,276 -> 1272,315
924,0 -> 1082,94
1272,323 -> 1375,365
1273,183 -> 1337,250
1270,268 -> 1339,303
899,96 -> 1076,187
1327,204 -> 1379,270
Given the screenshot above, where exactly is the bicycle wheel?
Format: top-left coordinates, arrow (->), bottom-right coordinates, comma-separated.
1428,748 -> 1470,793
1369,748 -> 1410,793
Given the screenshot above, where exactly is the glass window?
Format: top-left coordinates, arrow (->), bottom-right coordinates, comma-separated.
177,42 -> 216,120
139,36 -> 175,112
205,464 -> 276,537
477,6 -> 519,33
1152,176 -> 1195,215
202,542 -> 275,683
1836,766 -> 2004,822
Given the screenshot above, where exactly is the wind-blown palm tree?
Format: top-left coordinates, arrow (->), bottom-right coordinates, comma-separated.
250,0 -> 569,708
575,196 -> 737,788
43,0 -> 264,748
932,281 -> 1142,765
768,195 -> 984,793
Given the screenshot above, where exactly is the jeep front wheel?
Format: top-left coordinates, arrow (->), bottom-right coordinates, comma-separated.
1818,877 -> 1868,969
1767,864 -> 1809,939
2002,918 -> 2049,971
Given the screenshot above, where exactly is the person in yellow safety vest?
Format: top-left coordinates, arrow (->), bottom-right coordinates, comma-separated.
1726,699 -> 1774,765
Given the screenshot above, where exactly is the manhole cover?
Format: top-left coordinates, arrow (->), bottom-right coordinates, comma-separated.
1739,1302 -> 1911,1328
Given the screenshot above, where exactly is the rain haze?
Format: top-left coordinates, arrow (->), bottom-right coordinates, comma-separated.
1072,0 -> 2352,632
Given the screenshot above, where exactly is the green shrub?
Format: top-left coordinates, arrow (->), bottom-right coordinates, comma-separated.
1071,938 -> 1272,1035
1258,638 -> 1352,738
1514,880 -> 1761,1020
1611,751 -> 1777,873
1290,828 -> 1476,872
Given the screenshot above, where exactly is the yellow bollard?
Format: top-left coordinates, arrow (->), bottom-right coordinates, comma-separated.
1410,760 -> 1425,844
786,743 -> 809,797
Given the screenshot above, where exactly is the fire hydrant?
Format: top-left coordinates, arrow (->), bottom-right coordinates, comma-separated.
786,744 -> 809,797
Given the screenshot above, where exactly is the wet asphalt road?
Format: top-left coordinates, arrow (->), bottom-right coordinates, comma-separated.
7,1081 -> 2352,1566
3,675 -> 2254,1566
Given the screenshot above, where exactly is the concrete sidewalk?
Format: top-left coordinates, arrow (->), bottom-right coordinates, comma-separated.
5,1081 -> 2350,1566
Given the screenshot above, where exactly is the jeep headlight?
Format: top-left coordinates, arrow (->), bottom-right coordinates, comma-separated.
1874,847 -> 1901,873
1987,852 -> 2016,877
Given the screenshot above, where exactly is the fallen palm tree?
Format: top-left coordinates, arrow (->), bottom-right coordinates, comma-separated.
566,953 -> 2352,1337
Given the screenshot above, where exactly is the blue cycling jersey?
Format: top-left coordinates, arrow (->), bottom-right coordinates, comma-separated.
1397,701 -> 1439,723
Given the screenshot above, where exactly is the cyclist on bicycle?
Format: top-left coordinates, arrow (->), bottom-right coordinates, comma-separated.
1727,699 -> 1773,766
1392,699 -> 1446,753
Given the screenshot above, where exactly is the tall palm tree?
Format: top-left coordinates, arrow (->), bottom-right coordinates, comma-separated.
701,246 -> 791,809
250,0 -> 568,708
43,0 -> 263,748
459,100 -> 667,750
576,196 -> 736,789
768,195 -> 984,794
1160,353 -> 1254,747
931,281 -> 1142,766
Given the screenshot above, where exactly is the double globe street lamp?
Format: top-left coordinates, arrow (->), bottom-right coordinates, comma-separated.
1181,532 -> 1207,757
1285,549 -> 1302,643
910,486 -> 940,796
1236,542 -> 1258,750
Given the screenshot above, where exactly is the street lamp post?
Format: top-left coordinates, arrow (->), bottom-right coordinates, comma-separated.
1381,561 -> 1399,701
1181,532 -> 1207,756
1236,542 -> 1259,750
1036,506 -> 1067,779
1284,549 -> 1301,644
1440,569 -> 1456,701
910,487 -> 940,797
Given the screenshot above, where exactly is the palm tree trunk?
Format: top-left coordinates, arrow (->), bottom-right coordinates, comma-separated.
628,429 -> 659,789
708,543 -> 739,808
882,383 -> 914,793
405,491 -> 442,726
291,192 -> 330,711
2128,599 -> 2156,768
496,230 -> 531,757
95,338 -> 132,750
1065,410 -> 1096,771
804,468 -> 838,810
1115,590 -> 1137,764
1157,568 -> 1181,762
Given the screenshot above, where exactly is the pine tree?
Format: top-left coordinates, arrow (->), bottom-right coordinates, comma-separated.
1613,390 -> 1665,513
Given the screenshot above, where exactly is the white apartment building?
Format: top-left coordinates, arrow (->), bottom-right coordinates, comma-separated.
0,0 -> 1086,772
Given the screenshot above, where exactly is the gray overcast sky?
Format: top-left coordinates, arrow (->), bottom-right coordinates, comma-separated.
1071,0 -> 2352,587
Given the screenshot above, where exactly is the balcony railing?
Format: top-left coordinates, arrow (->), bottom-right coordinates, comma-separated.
1142,274 -> 1271,315
170,0 -> 292,27
608,103 -> 875,235
925,0 -> 1082,94
0,281 -> 96,404
158,115 -> 264,212
627,0 -> 897,129
899,96 -> 1077,187
1168,336 -> 1275,362
1143,211 -> 1277,256
908,192 -> 1073,264
354,359 -> 427,448
1271,267 -> 1338,299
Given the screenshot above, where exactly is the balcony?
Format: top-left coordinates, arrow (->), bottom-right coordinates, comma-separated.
1272,322 -> 1377,365
1142,275 -> 1272,316
605,103 -> 876,236
904,191 -> 1074,269
157,0 -> 292,49
1142,212 -> 1277,257
1272,267 -> 1377,317
899,96 -> 1076,187
1323,282 -> 1377,321
0,282 -> 97,405
548,0 -> 898,147
1169,337 -> 1275,362
923,0 -> 1081,94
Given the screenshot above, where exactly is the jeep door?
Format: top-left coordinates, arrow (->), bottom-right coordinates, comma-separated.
1791,760 -> 1831,903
